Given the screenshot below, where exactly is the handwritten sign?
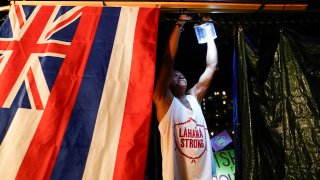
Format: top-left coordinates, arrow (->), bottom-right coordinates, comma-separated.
213,149 -> 235,180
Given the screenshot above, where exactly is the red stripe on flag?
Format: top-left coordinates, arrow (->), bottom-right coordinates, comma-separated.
15,5 -> 24,29
112,8 -> 159,180
16,7 -> 102,179
27,68 -> 44,110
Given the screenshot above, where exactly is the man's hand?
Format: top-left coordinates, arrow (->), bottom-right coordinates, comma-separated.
202,14 -> 213,22
177,14 -> 192,26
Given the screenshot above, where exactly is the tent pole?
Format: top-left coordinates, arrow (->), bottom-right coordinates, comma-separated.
7,1 -> 307,13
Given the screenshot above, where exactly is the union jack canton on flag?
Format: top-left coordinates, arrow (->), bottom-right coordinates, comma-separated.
0,5 -> 159,180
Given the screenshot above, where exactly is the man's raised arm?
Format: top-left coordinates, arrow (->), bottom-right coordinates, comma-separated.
188,31 -> 218,102
153,15 -> 190,121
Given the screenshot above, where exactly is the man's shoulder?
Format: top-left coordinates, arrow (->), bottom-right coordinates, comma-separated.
154,95 -> 174,122
186,94 -> 200,103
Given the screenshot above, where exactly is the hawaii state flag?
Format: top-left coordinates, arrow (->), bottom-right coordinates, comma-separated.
0,5 -> 159,180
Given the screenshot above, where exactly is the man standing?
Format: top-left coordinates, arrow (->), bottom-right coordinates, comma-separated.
153,14 -> 219,180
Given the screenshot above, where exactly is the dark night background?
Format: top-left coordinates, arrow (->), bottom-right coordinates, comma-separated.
149,10 -> 320,179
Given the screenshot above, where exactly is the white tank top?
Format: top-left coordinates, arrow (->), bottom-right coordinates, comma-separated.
159,95 -> 213,180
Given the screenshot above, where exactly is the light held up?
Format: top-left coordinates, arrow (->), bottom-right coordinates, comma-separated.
194,22 -> 217,44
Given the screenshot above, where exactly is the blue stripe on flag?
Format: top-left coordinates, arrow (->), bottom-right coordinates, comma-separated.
39,56 -> 64,91
0,81 -> 31,143
50,11 -> 80,42
0,108 -> 18,144
11,82 -> 31,109
22,6 -> 36,20
49,18 -> 80,43
51,7 -> 121,180
0,17 -> 13,38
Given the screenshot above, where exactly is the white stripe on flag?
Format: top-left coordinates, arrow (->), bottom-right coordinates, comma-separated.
82,7 -> 139,180
0,109 -> 43,180
31,56 -> 50,108
0,50 -> 13,75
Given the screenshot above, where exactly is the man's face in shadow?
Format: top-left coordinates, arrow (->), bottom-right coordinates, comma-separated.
169,70 -> 187,94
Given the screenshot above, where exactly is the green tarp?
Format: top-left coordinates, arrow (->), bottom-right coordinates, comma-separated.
235,27 -> 320,179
